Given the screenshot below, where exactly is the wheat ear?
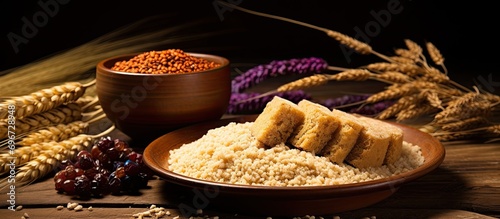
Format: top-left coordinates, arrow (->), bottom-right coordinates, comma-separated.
277,74 -> 330,92
433,132 -> 476,141
15,121 -> 89,146
0,103 -> 83,139
0,135 -> 93,189
422,90 -> 444,110
396,104 -> 439,121
434,91 -> 480,121
376,93 -> 425,119
326,30 -> 373,55
404,39 -> 424,57
0,129 -> 90,176
432,124 -> 500,141
394,39 -> 425,65
421,67 -> 450,83
394,49 -> 420,63
366,81 -> 437,103
434,100 -> 492,124
389,56 -> 416,64
75,95 -> 100,112
0,80 -> 94,120
0,142 -> 51,175
366,62 -> 422,76
0,124 -> 115,189
215,1 -> 395,63
426,42 -> 446,69
440,116 -> 489,132
373,71 -> 412,84
328,69 -> 373,81
486,125 -> 500,135
0,113 -> 107,175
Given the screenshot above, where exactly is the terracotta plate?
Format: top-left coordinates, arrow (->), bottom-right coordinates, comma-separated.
143,115 -> 445,216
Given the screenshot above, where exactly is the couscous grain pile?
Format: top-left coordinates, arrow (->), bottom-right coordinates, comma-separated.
168,122 -> 424,186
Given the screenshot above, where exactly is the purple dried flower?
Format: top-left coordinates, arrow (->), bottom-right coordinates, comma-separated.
231,57 -> 328,93
226,90 -> 312,114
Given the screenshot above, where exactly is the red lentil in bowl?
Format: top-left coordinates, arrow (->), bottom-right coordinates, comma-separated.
111,49 -> 221,74
96,51 -> 231,141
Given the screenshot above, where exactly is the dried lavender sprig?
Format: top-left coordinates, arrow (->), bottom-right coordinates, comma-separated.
231,57 -> 328,93
227,91 -> 312,114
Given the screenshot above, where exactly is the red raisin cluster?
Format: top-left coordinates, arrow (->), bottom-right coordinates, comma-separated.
53,136 -> 153,199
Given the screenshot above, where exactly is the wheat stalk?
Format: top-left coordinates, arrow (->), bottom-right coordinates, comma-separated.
374,71 -> 412,84
217,2 -> 500,141
435,100 -> 492,124
422,90 -> 444,110
0,132 -> 90,175
371,81 -> 439,104
432,124 -> 500,141
441,116 -> 488,132
0,123 -> 115,189
421,67 -> 450,83
404,39 -> 424,57
75,95 -> 100,112
215,0 -> 395,63
274,70 -> 374,93
389,56 -> 416,64
426,42 -> 445,66
486,124 -> 500,135
396,104 -> 439,121
366,62 -> 423,76
366,82 -> 413,103
0,112 -> 106,175
445,91 -> 480,108
395,49 -> 419,62
0,81 -> 93,120
426,41 -> 448,75
376,93 -> 425,120
277,74 -> 330,92
433,132 -> 476,141
326,31 -> 373,55
0,102 -> 83,139
0,143 -> 48,175
434,91 -> 481,121
15,121 -> 89,146
0,135 -> 92,189
484,93 -> 500,104
328,69 -> 373,81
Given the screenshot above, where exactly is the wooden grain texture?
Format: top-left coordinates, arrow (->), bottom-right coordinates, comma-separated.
373,142 -> 500,215
1,77 -> 499,218
1,140 -> 498,218
1,207 -> 497,219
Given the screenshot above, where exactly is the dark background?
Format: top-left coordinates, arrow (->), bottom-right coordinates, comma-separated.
1,0 -> 498,91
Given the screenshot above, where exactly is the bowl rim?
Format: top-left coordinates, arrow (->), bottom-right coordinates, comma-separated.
96,51 -> 230,76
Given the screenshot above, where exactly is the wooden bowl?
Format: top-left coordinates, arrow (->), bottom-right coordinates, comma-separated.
96,53 -> 231,141
143,115 -> 446,217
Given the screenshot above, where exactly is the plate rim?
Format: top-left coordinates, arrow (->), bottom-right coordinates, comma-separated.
143,115 -> 445,197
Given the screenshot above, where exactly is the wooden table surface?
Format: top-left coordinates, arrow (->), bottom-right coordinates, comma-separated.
1,120 -> 499,219
2,81 -> 500,219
